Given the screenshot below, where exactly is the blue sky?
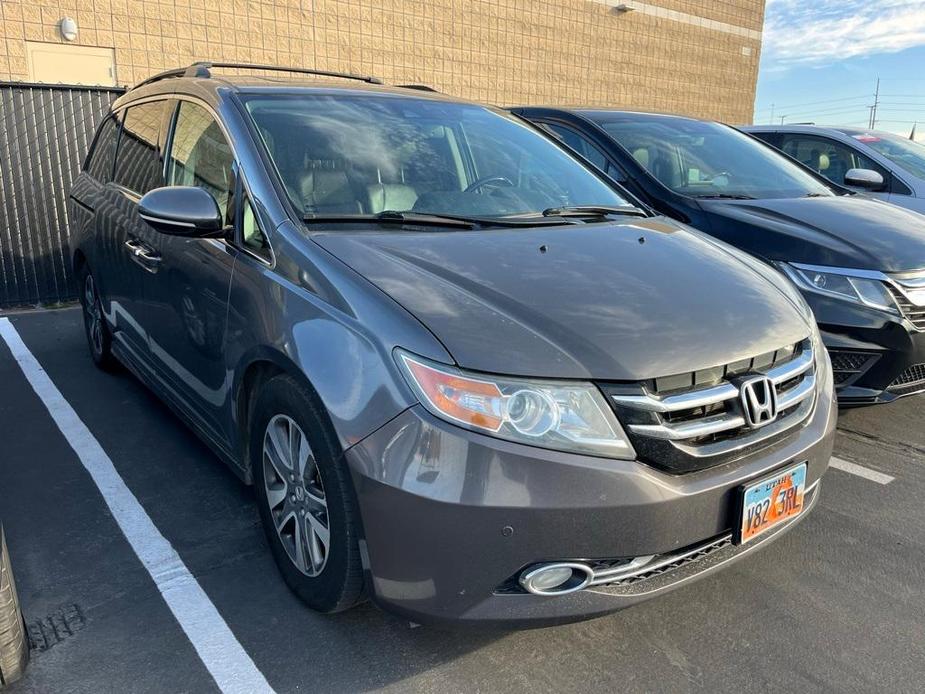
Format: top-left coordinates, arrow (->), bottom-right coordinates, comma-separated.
755,0 -> 925,140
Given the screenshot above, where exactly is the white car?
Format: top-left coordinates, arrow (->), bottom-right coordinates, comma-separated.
744,124 -> 925,214
0,525 -> 27,688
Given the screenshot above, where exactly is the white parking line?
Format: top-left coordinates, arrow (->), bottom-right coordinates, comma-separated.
0,317 -> 274,694
830,456 -> 895,485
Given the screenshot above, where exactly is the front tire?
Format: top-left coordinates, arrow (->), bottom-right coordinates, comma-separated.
0,527 -> 29,687
250,375 -> 365,613
78,266 -> 117,371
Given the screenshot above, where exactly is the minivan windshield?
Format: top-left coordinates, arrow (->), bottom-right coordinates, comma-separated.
242,94 -> 636,222
585,113 -> 834,200
840,129 -> 925,179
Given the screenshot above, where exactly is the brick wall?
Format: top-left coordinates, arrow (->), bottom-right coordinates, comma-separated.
0,0 -> 765,124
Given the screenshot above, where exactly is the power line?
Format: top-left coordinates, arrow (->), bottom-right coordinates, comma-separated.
754,93 -> 870,114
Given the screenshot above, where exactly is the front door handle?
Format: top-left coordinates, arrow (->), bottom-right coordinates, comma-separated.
125,238 -> 162,272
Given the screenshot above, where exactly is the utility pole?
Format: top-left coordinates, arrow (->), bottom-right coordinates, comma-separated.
780,115 -> 787,125
869,78 -> 880,129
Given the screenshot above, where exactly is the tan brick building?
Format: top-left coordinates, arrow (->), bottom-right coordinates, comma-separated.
0,0 -> 765,124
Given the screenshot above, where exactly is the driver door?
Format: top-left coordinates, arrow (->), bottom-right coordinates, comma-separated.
137,99 -> 237,444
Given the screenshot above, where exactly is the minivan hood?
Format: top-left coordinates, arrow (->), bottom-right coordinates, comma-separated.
313,218 -> 810,380
699,195 -> 925,273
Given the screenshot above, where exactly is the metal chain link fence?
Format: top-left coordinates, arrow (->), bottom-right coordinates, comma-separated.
0,83 -> 124,309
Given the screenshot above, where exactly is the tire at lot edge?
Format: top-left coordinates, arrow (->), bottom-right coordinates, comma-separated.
0,527 -> 29,687
250,375 -> 365,613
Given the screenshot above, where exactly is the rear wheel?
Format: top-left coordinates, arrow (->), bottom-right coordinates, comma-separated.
251,375 -> 365,613
0,527 -> 29,687
78,266 -> 117,370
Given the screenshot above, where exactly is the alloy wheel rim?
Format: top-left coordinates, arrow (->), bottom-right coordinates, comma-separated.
262,414 -> 330,577
83,274 -> 103,355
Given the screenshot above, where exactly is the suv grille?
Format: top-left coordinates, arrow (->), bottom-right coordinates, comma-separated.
888,363 -> 925,395
602,339 -> 816,473
888,284 -> 925,331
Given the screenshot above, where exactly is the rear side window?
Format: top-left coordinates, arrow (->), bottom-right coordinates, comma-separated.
85,116 -> 119,182
114,102 -> 165,195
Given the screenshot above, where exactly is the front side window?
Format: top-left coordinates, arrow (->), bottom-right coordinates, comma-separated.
86,116 -> 119,182
544,122 -> 610,173
843,130 -> 925,180
243,95 -> 633,220
167,101 -> 234,224
587,114 -> 834,200
779,134 -> 886,187
114,102 -> 165,195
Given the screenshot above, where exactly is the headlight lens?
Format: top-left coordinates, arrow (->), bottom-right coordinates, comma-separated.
396,351 -> 635,459
778,263 -> 898,313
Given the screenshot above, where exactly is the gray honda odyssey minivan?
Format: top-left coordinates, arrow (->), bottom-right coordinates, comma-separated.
69,63 -> 836,626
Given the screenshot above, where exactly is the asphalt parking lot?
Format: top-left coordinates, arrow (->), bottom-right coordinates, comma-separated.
1,307 -> 923,694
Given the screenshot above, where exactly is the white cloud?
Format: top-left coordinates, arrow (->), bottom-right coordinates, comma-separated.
763,0 -> 925,67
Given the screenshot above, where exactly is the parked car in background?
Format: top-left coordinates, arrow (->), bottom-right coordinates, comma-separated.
0,524 -> 28,688
69,63 -> 836,626
514,107 -> 925,404
743,124 -> 925,214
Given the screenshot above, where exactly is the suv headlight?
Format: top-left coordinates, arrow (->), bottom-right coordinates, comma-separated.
777,263 -> 898,314
396,351 -> 635,459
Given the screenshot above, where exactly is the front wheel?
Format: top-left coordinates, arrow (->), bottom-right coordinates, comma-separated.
0,527 -> 29,687
250,375 -> 365,613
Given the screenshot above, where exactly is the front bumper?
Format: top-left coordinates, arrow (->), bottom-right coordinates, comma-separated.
806,293 -> 925,405
345,375 -> 836,626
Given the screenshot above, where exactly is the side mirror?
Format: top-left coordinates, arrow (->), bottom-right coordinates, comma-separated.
138,186 -> 223,237
844,168 -> 885,191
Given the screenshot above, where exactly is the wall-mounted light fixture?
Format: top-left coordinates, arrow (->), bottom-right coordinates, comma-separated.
59,17 -> 78,42
613,3 -> 636,12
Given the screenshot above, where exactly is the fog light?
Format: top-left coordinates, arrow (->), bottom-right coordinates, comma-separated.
519,562 -> 594,595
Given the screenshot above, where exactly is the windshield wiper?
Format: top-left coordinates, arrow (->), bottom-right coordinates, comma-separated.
302,211 -> 478,229
691,193 -> 755,200
542,205 -> 648,218
303,210 -> 584,229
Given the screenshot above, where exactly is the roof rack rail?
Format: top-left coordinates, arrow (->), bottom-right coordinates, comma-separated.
397,84 -> 438,92
134,61 -> 383,89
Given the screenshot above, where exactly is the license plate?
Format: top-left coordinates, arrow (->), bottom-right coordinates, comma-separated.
738,462 -> 807,544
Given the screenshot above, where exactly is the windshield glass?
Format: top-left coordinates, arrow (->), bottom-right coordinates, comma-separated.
587,114 -> 834,200
242,94 -> 634,220
844,130 -> 925,179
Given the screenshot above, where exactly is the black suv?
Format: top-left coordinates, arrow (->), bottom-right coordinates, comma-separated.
69,64 -> 834,625
514,108 -> 925,405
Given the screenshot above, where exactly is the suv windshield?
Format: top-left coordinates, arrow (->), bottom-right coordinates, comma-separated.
586,113 -> 834,200
841,130 -> 925,179
242,94 -> 635,221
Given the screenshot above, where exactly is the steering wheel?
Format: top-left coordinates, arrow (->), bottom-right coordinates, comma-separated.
464,176 -> 514,194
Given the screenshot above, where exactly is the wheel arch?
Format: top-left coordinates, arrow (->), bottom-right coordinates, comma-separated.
234,349 -> 346,484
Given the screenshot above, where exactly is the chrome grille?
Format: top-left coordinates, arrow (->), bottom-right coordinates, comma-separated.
604,339 -> 816,472
888,282 -> 925,331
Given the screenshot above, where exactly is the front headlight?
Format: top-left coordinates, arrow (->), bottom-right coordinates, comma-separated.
396,351 -> 635,459
777,262 -> 898,314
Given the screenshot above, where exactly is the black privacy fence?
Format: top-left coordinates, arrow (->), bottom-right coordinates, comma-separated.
0,82 -> 124,309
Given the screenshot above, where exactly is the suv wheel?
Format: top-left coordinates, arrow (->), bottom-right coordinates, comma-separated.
78,267 -> 117,370
251,375 -> 365,612
0,527 -> 28,687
